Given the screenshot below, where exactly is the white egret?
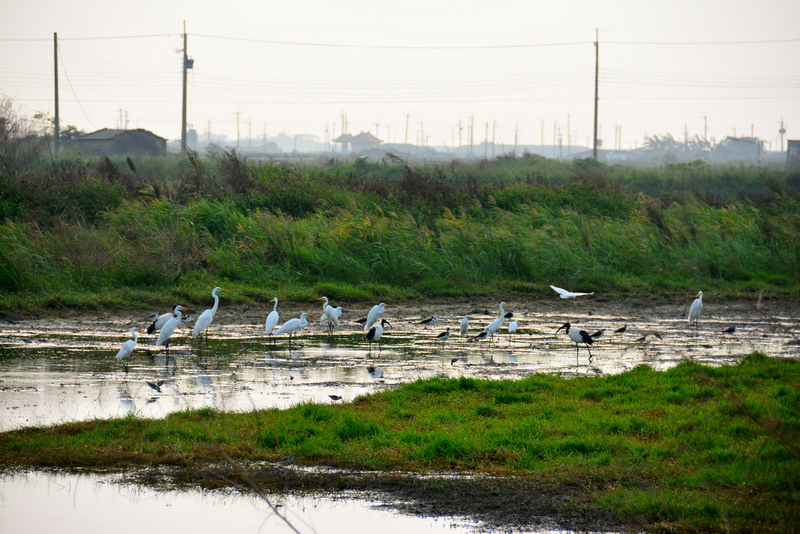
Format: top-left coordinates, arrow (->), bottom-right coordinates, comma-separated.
435,327 -> 451,346
366,318 -> 390,353
508,319 -> 518,340
265,297 -> 280,339
318,296 -> 342,332
555,322 -> 595,368
157,305 -> 187,351
688,290 -> 703,334
484,301 -> 507,340
550,285 -> 594,299
146,305 -> 181,334
115,327 -> 139,361
419,315 -> 438,328
460,315 -> 469,337
275,313 -> 315,343
364,303 -> 388,332
193,287 -> 228,339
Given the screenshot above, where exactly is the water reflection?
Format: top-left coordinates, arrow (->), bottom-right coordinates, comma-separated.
0,471 -> 482,534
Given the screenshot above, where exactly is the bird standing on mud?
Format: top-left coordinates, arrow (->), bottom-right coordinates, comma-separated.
460,315 -> 469,337
193,287 -> 228,340
275,313 -> 314,344
366,318 -> 391,353
435,327 -> 451,346
364,303 -> 388,332
116,327 -> 139,361
419,315 -> 438,328
265,297 -> 280,340
157,305 -> 187,352
556,322 -> 595,369
484,302 -> 507,341
688,291 -> 703,334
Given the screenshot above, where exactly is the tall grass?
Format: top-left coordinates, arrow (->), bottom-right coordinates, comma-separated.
0,148 -> 798,310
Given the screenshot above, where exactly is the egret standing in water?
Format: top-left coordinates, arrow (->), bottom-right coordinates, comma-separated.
318,296 -> 342,333
193,287 -> 228,341
116,327 -> 139,361
366,318 -> 391,354
508,319 -> 518,344
157,305 -> 187,353
460,315 -> 469,337
688,290 -> 703,335
556,322 -> 594,370
484,301 -> 507,341
364,303 -> 388,332
146,305 -> 181,335
275,313 -> 315,344
265,297 -> 280,341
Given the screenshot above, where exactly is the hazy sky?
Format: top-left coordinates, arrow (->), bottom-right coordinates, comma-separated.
1,0 -> 798,151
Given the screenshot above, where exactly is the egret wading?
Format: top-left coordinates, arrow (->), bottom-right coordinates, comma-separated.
147,305 -> 181,335
318,296 -> 342,333
192,287 -> 228,342
688,290 -> 703,335
460,315 -> 469,337
275,313 -> 314,344
556,322 -> 594,370
157,305 -> 187,353
484,301 -> 507,342
364,303 -> 388,332
550,285 -> 594,299
366,318 -> 391,354
116,327 -> 139,361
265,297 -> 279,341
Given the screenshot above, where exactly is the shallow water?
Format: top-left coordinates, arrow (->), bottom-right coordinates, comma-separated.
1,296 -> 798,532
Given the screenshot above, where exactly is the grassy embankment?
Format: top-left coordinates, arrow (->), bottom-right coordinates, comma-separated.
1,353 -> 798,531
0,150 -> 799,314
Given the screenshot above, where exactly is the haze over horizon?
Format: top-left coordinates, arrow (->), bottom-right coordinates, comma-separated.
1,0 -> 798,152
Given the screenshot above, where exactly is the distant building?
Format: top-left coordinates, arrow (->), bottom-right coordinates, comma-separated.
77,128 -> 167,157
333,131 -> 382,154
788,140 -> 800,169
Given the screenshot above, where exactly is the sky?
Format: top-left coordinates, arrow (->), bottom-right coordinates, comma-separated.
1,0 -> 799,151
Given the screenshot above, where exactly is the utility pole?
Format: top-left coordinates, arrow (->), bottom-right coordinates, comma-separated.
593,28 -> 599,160
181,22 -> 194,153
235,110 -> 241,147
405,112 -> 410,144
53,32 -> 59,154
779,118 -> 786,152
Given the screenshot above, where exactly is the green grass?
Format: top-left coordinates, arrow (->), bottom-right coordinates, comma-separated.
1,150 -> 799,313
1,353 -> 798,531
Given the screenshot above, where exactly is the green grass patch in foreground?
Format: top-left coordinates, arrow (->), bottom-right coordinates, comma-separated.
1,353 -> 798,531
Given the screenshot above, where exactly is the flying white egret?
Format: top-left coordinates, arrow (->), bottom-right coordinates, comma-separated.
157,305 -> 187,351
193,287 -> 228,339
115,327 -> 139,361
366,318 -> 390,353
688,290 -> 703,334
265,297 -> 280,339
484,301 -> 507,340
550,285 -> 595,299
364,302 -> 388,332
555,322 -> 595,368
275,313 -> 315,343
419,315 -> 438,328
147,305 -> 181,334
435,327 -> 451,346
460,315 -> 469,337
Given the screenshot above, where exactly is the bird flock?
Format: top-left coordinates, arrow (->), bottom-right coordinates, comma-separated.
116,284 -> 729,374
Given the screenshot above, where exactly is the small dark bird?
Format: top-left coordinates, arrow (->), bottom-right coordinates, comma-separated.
435,327 -> 451,344
355,317 -> 368,325
450,357 -> 459,365
614,324 -> 628,335
328,395 -> 342,401
241,304 -> 248,313
473,330 -> 489,343
504,311 -> 514,319
146,380 -> 165,392
590,329 -> 605,339
419,315 -> 438,327
722,325 -> 737,334
277,454 -> 295,465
